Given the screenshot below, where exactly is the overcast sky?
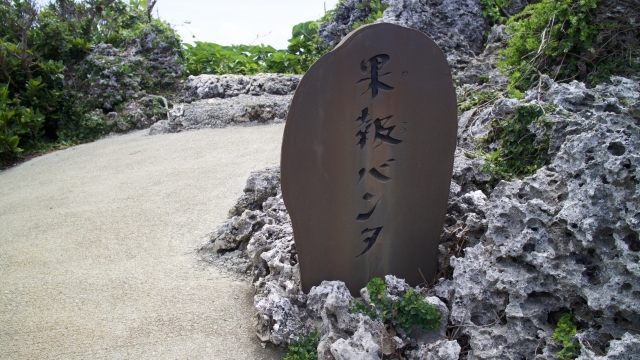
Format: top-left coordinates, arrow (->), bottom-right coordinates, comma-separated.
155,0 -> 340,49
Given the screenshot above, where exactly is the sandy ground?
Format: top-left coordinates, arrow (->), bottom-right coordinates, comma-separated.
0,124 -> 286,359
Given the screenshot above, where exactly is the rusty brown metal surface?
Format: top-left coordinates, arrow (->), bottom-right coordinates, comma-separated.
281,23 -> 457,295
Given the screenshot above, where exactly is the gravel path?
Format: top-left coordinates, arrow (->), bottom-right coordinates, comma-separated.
0,124 -> 286,359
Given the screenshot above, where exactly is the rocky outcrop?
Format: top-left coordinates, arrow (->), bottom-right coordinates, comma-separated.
66,24 -> 181,132
149,74 -> 301,134
178,73 -> 301,103
448,76 -> 640,358
198,1 -> 639,357
149,94 -> 292,134
318,0 -> 488,72
202,74 -> 640,359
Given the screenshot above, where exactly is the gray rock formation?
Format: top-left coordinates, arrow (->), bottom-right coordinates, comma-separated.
67,24 -> 181,132
318,0 -> 488,72
381,0 -> 487,55
149,74 -> 301,134
149,94 -> 292,134
449,76 -> 640,358
203,74 -> 640,359
178,73 -> 301,103
197,3 -> 639,356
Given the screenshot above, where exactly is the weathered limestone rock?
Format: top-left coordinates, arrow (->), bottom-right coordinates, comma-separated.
406,339 -> 461,360
149,74 -> 300,134
201,71 -> 640,359
178,73 -> 301,103
318,0 -> 488,56
228,166 -> 281,217
450,76 -> 640,358
149,94 -> 292,134
70,23 -> 181,133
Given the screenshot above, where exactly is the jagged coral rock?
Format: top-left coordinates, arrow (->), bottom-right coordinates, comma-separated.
178,73 -> 301,103
450,77 -> 640,358
228,166 -> 281,217
150,74 -> 300,134
406,339 -> 461,360
318,0 -> 487,56
150,94 -> 292,134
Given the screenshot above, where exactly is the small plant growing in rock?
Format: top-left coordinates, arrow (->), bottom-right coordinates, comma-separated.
553,312 -> 580,359
478,104 -> 551,187
283,331 -> 319,360
480,0 -> 511,26
350,277 -> 440,332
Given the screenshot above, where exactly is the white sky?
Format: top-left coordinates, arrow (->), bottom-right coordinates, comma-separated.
156,0 -> 340,49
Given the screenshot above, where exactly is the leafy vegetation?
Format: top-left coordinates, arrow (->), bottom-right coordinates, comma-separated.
183,17 -> 330,76
458,87 -> 503,113
499,0 -> 639,93
480,0 -> 511,26
350,277 -> 440,333
478,104 -> 551,187
352,0 -> 388,29
0,0 -> 181,166
553,312 -> 580,359
282,331 -> 319,360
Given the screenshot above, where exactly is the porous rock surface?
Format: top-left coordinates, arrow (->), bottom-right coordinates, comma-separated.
66,24 -> 181,132
318,0 -> 488,71
203,74 -> 640,359
448,76 -> 640,358
149,74 -> 300,134
178,73 -> 301,103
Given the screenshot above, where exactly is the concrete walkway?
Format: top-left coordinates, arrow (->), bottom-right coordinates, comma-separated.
0,124 -> 286,359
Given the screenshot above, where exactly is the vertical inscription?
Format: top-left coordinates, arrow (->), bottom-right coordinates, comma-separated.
354,54 -> 405,258
358,54 -> 394,99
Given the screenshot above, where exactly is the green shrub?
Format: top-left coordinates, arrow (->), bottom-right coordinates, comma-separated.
458,88 -> 503,113
350,277 -> 441,333
183,19 -> 328,76
479,104 -> 550,187
56,108 -> 111,143
0,83 -> 44,160
352,0 -> 388,30
480,0 -> 511,26
553,312 -> 580,359
283,332 -> 319,360
499,0 -> 639,93
0,0 -> 182,166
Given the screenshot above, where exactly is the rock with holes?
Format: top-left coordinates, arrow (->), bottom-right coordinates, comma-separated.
318,0 -> 488,60
449,76 -> 640,358
254,282 -> 308,345
178,73 -> 301,103
150,94 -> 292,134
576,332 -> 640,359
204,75 -> 640,358
207,210 -> 270,252
406,339 -> 461,360
228,166 -> 281,217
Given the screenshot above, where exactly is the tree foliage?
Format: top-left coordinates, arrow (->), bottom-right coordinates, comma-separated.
182,20 -> 328,76
0,0 -> 181,165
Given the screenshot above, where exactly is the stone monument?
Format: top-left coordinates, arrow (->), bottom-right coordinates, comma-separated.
281,23 -> 457,295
